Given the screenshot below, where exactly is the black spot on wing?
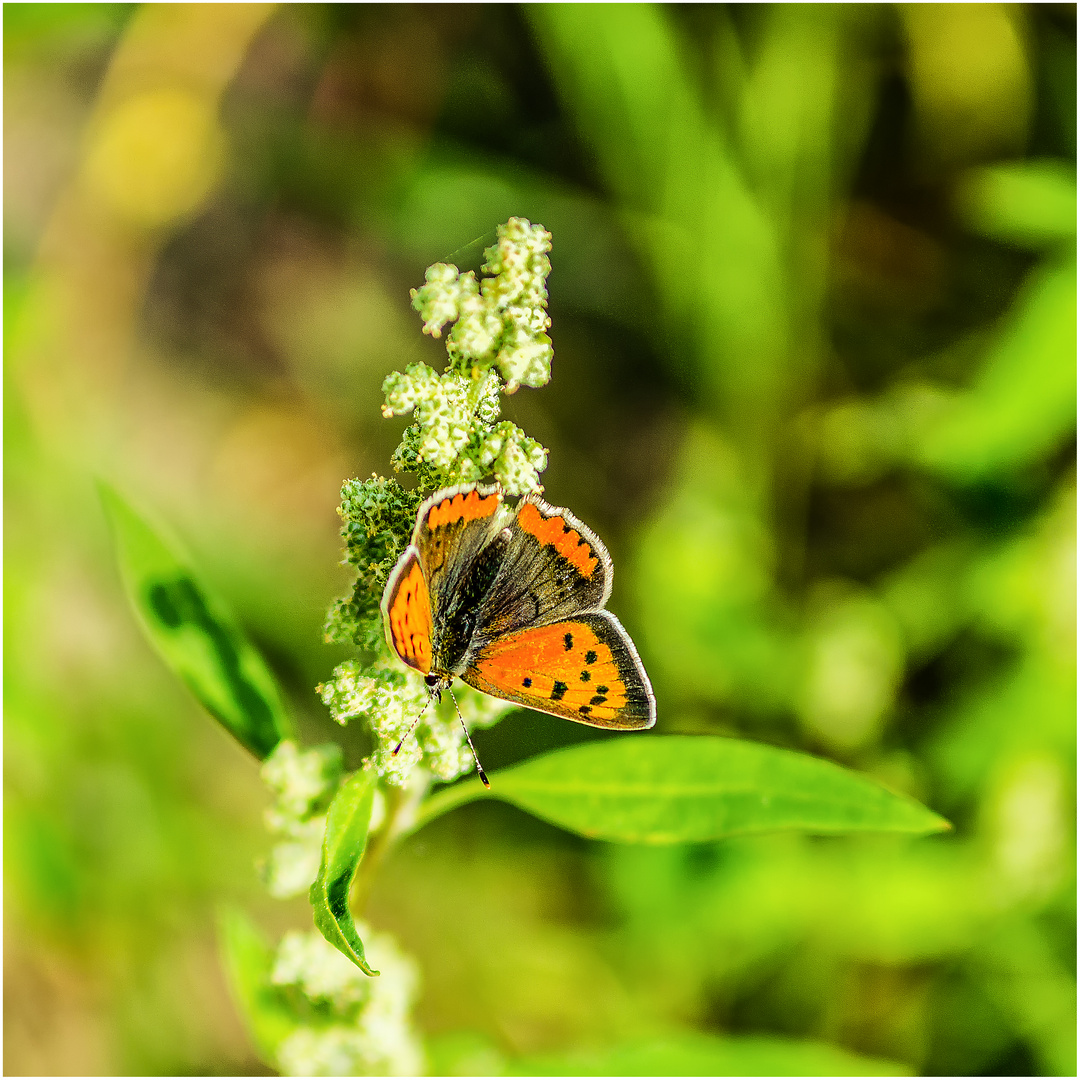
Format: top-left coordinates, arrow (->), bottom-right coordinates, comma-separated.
563,632 -> 573,651
580,670 -> 590,682
551,681 -> 568,701
522,677 -> 532,688
585,650 -> 598,664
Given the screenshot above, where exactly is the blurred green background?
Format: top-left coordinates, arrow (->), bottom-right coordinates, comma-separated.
4,3 -> 1075,1075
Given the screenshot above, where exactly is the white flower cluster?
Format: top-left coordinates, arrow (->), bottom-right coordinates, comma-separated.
383,217 -> 554,495
480,216 -> 555,391
271,926 -> 424,1077
384,365 -> 502,473
383,364 -> 548,493
318,659 -> 513,788
259,740 -> 343,899
410,217 -> 553,393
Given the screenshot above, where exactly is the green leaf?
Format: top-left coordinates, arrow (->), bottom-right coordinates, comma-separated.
507,1033 -> 911,1076
414,736 -> 950,843
217,906 -> 298,1064
100,484 -> 291,759
309,766 -> 379,975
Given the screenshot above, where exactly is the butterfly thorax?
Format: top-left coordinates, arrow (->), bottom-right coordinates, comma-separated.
428,527 -> 511,676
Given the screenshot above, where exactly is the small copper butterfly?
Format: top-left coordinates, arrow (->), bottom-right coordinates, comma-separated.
382,484 -> 656,768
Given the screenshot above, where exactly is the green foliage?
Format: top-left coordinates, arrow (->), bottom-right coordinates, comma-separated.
957,160 -> 1077,249
324,476 -> 420,656
7,5 -> 1073,1076
427,1029 -> 910,1076
913,256 -> 1076,482
413,736 -> 949,843
309,767 -> 379,976
527,3 -> 797,426
219,907 -> 301,1062
2,2 -> 130,64
507,1033 -> 910,1077
100,483 -> 291,759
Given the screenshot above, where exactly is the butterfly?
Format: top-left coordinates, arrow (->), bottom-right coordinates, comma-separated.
381,483 -> 655,775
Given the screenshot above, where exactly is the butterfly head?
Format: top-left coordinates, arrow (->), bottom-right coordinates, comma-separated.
423,671 -> 454,701
409,671 -> 488,788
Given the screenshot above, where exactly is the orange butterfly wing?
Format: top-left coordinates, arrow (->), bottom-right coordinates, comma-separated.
462,612 -> 655,730
383,485 -> 510,675
382,550 -> 433,674
383,484 -> 656,733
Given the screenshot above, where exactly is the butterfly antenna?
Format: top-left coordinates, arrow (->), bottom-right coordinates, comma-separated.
447,687 -> 490,788
392,694 -> 433,756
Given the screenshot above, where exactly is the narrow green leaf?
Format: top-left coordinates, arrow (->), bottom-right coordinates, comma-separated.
413,736 -> 951,843
914,257 -> 1077,481
508,1033 -> 911,1077
957,160 -> 1076,249
309,767 -> 379,975
527,5 -> 790,425
217,906 -> 298,1064
100,483 -> 290,759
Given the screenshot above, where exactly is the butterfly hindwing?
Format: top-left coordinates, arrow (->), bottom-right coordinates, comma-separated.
462,612 -> 655,730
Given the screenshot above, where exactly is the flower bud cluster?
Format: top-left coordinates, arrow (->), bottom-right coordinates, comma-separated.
323,476 -> 419,654
409,217 -> 553,393
318,659 -> 512,787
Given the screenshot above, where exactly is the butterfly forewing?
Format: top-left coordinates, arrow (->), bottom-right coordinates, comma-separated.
462,612 -> 655,730
472,496 -> 612,641
403,485 -> 515,673
382,549 -> 433,674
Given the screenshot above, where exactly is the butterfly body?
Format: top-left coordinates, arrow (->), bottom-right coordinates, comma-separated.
382,483 -> 655,730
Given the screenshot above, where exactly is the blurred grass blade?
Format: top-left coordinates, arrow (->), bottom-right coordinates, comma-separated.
414,735 -> 950,843
508,1033 -> 911,1077
528,4 -> 788,425
100,483 -> 290,759
957,160 -> 1077,249
915,257 -> 1077,481
309,766 -> 379,975
218,907 -> 297,1065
